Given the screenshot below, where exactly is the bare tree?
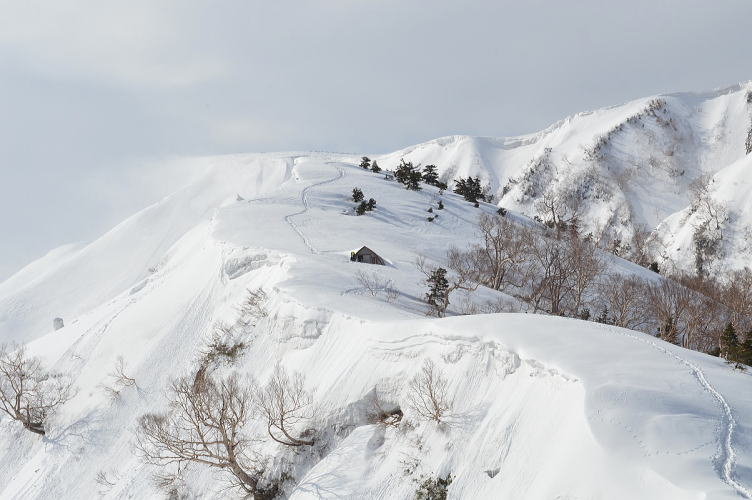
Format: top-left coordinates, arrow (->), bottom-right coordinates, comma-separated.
565,235 -> 605,316
535,192 -> 582,239
102,356 -> 138,401
462,213 -> 531,292
621,223 -> 654,267
689,175 -> 727,231
595,273 -> 651,330
136,373 -> 268,497
527,237 -> 576,315
0,345 -> 73,435
722,268 -> 752,333
646,278 -> 695,345
406,359 -> 450,423
255,365 -> 314,447
684,293 -> 728,353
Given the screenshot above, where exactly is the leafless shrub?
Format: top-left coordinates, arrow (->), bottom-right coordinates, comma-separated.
202,325 -> 246,366
456,295 -> 480,316
95,470 -> 118,495
355,270 -> 396,298
238,288 -> 268,327
0,345 -> 74,435
135,373 -> 272,497
255,365 -> 315,447
406,359 -> 450,423
385,286 -> 400,303
479,297 -> 528,314
102,356 -> 138,402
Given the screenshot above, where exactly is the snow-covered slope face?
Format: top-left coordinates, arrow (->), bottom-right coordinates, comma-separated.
382,82 -> 752,272
0,154 -> 751,499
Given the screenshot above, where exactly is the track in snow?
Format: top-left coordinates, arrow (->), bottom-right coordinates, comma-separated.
608,327 -> 751,498
284,164 -> 345,254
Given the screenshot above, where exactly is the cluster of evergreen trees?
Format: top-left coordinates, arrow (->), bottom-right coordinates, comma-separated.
359,156 -> 381,173
720,322 -> 752,369
394,160 -> 423,191
421,165 -> 448,190
454,176 -> 492,205
392,160 -> 450,191
352,187 -> 376,215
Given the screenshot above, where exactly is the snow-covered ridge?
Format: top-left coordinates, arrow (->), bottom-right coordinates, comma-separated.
1,84 -> 752,499
381,82 -> 752,273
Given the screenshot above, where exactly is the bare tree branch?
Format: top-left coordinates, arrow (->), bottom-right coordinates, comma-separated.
254,365 -> 315,447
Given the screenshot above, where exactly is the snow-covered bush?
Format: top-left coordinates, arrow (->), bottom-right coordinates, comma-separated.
414,473 -> 453,500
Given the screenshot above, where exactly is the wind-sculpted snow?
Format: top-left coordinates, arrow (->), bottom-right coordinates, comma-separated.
1,87 -> 752,498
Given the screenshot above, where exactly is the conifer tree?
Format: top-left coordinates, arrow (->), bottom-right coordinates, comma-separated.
422,165 -> 439,185
738,331 -> 752,367
366,198 -> 376,211
407,169 -> 423,191
356,201 -> 368,215
426,268 -> 450,317
720,322 -> 740,363
453,176 -> 485,203
360,156 -> 371,169
395,159 -> 422,190
394,159 -> 412,185
437,200 -> 444,210
370,160 -> 381,173
352,187 -> 364,202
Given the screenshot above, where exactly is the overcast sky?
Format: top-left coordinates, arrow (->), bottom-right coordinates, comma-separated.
1,0 -> 751,280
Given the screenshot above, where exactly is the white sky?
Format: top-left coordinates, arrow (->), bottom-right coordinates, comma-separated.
1,0 -> 751,280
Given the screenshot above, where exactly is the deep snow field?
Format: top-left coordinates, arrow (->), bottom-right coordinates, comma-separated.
1,84 -> 752,499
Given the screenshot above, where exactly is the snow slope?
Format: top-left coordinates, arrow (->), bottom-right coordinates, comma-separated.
0,152 -> 751,499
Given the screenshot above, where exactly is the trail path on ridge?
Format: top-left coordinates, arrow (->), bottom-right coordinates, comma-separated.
284,163 -> 345,255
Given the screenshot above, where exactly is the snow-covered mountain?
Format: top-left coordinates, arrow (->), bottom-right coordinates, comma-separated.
1,84 -> 752,499
383,82 -> 752,274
